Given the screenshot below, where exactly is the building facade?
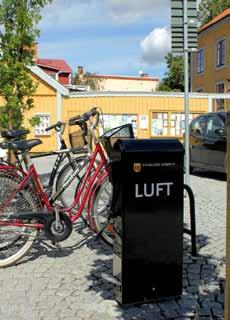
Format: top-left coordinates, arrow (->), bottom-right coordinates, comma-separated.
88,74 -> 160,92
191,8 -> 230,111
0,66 -> 212,153
74,66 -> 160,92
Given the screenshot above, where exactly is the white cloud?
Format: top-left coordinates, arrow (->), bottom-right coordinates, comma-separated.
40,0 -> 101,30
103,0 -> 170,24
38,0 -> 172,77
40,0 -> 170,29
140,27 -> 171,67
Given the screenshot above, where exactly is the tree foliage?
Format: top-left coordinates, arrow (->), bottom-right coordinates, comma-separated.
157,53 -> 184,92
0,0 -> 52,130
198,0 -> 230,25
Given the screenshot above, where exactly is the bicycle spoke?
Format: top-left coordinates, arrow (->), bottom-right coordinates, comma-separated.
91,176 -> 114,245
0,175 -> 40,267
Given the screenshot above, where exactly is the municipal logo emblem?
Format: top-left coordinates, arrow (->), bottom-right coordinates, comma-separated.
133,163 -> 141,173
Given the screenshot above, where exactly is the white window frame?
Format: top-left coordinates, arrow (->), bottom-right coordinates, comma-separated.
216,82 -> 225,111
102,114 -> 137,136
151,112 -> 201,137
216,38 -> 226,69
34,113 -> 51,136
196,48 -> 204,74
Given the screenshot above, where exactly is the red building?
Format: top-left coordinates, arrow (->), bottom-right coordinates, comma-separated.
36,59 -> 72,86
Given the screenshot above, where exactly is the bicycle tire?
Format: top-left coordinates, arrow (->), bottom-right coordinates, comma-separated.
91,176 -> 113,246
57,157 -> 94,225
55,156 -> 89,209
0,175 -> 40,267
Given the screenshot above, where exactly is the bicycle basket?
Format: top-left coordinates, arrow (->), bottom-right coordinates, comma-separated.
101,123 -> 134,158
69,128 -> 91,150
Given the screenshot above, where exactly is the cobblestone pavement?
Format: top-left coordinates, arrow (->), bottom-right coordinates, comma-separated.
0,171 -> 226,320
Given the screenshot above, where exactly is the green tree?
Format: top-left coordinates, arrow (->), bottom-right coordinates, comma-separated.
157,53 -> 184,92
0,0 -> 52,130
198,0 -> 230,25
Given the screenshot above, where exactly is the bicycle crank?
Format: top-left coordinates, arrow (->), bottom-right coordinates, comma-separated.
44,212 -> 72,242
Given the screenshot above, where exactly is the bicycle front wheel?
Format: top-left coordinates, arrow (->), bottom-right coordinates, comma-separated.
0,175 -> 40,267
91,176 -> 113,246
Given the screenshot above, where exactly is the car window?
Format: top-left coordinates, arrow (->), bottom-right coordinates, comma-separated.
190,116 -> 206,136
206,115 -> 225,138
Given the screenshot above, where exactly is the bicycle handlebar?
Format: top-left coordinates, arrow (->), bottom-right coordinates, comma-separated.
93,112 -> 100,128
45,121 -> 64,132
69,107 -> 100,128
0,141 -> 9,149
82,107 -> 98,121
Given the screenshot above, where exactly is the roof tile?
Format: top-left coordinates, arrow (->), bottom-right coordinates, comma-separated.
199,8 -> 230,33
36,59 -> 72,73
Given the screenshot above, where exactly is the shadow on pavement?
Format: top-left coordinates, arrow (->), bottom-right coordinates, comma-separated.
191,169 -> 226,182
84,232 -> 225,320
18,219 -> 112,265
14,193 -> 225,319
16,217 -> 225,319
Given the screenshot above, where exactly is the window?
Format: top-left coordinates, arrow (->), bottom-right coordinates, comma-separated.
206,116 -> 225,138
34,113 -> 50,136
190,116 -> 207,136
102,114 -> 137,136
196,49 -> 204,74
216,39 -> 226,68
216,83 -> 225,110
151,113 -> 168,136
151,112 -> 201,137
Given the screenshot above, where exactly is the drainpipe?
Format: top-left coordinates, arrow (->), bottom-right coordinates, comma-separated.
69,73 -> 72,85
55,71 -> 61,82
208,96 -> 212,112
56,91 -> 62,149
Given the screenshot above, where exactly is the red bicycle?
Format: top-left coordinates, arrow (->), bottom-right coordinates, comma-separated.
0,109 -> 134,267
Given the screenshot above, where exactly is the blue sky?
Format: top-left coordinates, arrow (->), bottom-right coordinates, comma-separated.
38,0 -> 173,80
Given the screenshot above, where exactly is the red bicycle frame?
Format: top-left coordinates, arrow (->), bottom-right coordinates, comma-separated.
0,141 -> 110,230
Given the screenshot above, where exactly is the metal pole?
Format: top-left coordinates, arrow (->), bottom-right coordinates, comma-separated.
183,0 -> 190,185
225,112 -> 230,319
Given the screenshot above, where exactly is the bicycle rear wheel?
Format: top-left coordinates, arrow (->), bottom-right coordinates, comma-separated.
55,156 -> 89,208
91,176 -> 113,245
0,175 -> 40,267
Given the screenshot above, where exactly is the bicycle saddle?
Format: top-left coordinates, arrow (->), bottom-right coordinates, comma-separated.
6,139 -> 42,151
1,129 -> 30,139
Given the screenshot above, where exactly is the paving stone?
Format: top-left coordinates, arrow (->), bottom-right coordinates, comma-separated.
211,302 -> 224,318
198,307 -> 212,317
0,174 -> 226,319
217,293 -> 224,305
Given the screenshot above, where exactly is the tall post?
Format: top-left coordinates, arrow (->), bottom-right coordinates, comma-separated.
183,0 -> 190,185
225,112 -> 230,319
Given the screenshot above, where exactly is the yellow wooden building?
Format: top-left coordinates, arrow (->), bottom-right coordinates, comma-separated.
191,8 -> 230,111
1,65 -> 210,152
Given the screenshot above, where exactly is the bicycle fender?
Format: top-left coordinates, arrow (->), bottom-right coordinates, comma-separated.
0,165 -> 26,178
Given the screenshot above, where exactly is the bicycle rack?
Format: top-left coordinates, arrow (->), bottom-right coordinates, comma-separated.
183,184 -> 197,257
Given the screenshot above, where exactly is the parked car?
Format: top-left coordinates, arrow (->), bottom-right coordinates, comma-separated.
189,112 -> 226,173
